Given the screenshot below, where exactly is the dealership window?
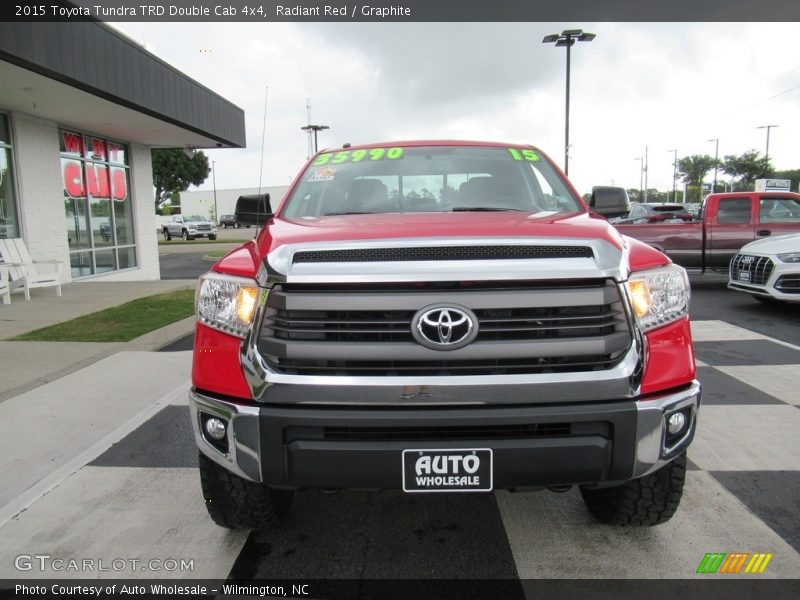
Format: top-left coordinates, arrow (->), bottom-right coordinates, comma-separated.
0,114 -> 20,239
60,129 -> 136,277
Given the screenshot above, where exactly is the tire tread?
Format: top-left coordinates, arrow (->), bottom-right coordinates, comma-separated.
199,453 -> 293,530
580,453 -> 686,526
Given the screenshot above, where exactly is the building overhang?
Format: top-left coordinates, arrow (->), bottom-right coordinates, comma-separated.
0,20 -> 245,149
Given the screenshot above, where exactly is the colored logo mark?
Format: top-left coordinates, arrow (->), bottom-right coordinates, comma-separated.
696,552 -> 773,574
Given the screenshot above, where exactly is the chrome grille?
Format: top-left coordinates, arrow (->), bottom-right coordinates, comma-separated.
258,280 -> 631,377
195,224 -> 212,231
730,254 -> 774,286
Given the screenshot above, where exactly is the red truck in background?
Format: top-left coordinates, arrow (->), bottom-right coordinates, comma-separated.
614,192 -> 800,271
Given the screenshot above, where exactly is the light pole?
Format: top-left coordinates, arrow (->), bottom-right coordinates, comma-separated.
668,149 -> 678,202
707,138 -> 719,193
301,124 -> 330,154
756,125 -> 777,174
211,160 -> 218,223
634,157 -> 643,202
542,29 -> 595,177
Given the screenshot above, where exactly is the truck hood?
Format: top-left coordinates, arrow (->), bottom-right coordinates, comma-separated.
261,211 -> 622,251
216,211 -> 669,281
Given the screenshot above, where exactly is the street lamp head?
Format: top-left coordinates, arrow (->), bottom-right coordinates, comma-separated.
542,30 -> 596,45
301,124 -> 330,133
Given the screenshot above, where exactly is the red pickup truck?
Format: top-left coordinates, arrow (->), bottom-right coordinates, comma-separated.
191,140 -> 700,530
614,192 -> 800,270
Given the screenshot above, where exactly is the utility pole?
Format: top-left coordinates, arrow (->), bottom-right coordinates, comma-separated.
643,145 -> 649,202
635,156 -> 643,202
668,149 -> 678,203
212,160 -> 218,223
756,125 -> 778,174
707,138 -> 719,193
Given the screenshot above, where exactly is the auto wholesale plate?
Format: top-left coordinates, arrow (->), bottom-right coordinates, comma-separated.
402,448 -> 493,493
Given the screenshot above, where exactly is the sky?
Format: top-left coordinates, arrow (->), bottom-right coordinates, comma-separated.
112,21 -> 800,196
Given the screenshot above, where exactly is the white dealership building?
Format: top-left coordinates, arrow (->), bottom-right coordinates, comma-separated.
0,19 -> 245,282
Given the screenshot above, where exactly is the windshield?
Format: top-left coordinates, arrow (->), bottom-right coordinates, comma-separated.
185,215 -> 205,222
281,145 -> 582,218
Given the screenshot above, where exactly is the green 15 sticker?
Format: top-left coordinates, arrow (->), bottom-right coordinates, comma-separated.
313,147 -> 404,166
508,148 -> 540,162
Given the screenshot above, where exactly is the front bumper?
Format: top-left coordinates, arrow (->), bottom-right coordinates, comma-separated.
190,380 -> 700,489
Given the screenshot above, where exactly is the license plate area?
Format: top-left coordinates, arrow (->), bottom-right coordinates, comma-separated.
739,271 -> 751,282
402,448 -> 493,493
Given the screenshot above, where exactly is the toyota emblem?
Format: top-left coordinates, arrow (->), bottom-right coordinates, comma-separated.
411,305 -> 478,351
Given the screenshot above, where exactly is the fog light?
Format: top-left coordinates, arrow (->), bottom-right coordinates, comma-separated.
667,411 -> 687,435
205,417 -> 227,440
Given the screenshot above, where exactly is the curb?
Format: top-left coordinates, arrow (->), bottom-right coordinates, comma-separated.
0,317 -> 196,403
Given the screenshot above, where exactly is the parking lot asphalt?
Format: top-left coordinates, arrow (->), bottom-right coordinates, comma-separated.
0,253 -> 798,593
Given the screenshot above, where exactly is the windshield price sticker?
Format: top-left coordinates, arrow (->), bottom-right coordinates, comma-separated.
313,147 -> 404,166
508,148 -> 540,162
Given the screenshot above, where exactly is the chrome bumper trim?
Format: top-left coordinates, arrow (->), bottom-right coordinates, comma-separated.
632,380 -> 701,478
190,379 -> 700,486
190,391 -> 262,482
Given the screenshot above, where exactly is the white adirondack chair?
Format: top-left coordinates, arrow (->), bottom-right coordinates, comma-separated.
0,238 -> 63,300
0,264 -> 10,304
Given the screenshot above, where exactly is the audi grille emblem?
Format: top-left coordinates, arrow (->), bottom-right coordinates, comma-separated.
741,256 -> 755,264
411,305 -> 478,351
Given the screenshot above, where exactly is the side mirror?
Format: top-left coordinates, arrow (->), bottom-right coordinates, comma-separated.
235,194 -> 273,226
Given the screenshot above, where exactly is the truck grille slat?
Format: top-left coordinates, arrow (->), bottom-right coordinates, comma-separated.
265,309 -> 625,341
263,356 -> 622,376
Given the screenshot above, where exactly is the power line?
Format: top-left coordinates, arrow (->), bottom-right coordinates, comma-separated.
743,82 -> 800,109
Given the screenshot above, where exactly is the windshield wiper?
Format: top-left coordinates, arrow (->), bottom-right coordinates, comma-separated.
452,206 -> 523,212
322,211 -> 375,216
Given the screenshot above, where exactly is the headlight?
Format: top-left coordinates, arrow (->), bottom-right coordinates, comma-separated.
196,273 -> 260,338
625,264 -> 690,332
777,252 -> 800,263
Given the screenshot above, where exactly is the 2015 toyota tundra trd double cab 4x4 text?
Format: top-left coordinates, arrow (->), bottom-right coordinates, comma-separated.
190,141 -> 700,529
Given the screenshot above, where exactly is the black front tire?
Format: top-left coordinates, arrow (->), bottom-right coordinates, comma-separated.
208,235 -> 217,241
163,229 -> 171,241
182,229 -> 194,241
580,453 -> 687,526
234,222 -> 240,229
199,453 -> 294,530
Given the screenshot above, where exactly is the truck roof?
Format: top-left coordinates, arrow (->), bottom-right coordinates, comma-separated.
316,139 -> 542,153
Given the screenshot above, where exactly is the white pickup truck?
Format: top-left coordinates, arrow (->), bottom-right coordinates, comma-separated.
162,214 -> 217,241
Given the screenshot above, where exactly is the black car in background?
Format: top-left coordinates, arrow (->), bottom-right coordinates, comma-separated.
218,214 -> 251,229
